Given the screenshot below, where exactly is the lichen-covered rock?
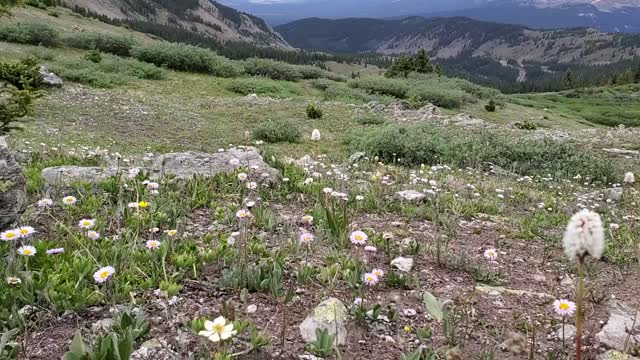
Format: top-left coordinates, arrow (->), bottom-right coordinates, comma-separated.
39,66 -> 63,87
151,147 -> 280,182
390,257 -> 414,272
0,146 -> 27,229
41,166 -> 119,190
595,300 -> 640,351
395,190 -> 426,202
299,297 -> 348,345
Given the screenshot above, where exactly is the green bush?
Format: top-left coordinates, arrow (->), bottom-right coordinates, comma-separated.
242,58 -> 300,81
348,77 -> 409,98
355,112 -> 387,125
297,65 -> 324,80
0,83 -> 37,135
225,77 -> 299,97
48,55 -> 164,88
63,32 -> 138,56
0,22 -> 58,46
407,86 -> 472,109
84,50 -> 102,64
349,123 -> 621,183
305,103 -> 323,119
131,42 -> 240,77
485,99 -> 496,112
0,58 -> 43,90
253,119 -> 301,143
321,82 -> 395,104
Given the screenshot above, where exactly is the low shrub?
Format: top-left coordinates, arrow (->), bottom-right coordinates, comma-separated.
322,82 -> 395,104
63,32 -> 138,57
348,77 -> 409,98
407,86 -> 472,109
305,103 -> 323,119
0,22 -> 58,47
349,123 -> 621,183
242,58 -> 300,81
225,77 -> 299,97
0,83 -> 37,135
48,55 -> 164,88
485,99 -> 496,112
131,43 -> 240,77
0,58 -> 43,90
253,119 -> 301,143
355,112 -> 387,125
84,50 -> 102,64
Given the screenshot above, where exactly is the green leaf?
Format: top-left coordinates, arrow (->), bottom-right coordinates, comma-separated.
422,291 -> 443,322
67,331 -> 87,356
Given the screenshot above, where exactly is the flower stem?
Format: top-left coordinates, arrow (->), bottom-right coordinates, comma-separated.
576,258 -> 584,360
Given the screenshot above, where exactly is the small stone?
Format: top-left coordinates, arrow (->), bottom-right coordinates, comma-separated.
533,274 -> 547,282
247,304 -> 257,314
299,298 -> 348,345
500,332 -> 527,354
383,335 -> 396,343
391,257 -> 414,272
560,275 -> 574,287
91,318 -> 113,333
395,190 -> 426,202
403,309 -> 417,317
555,324 -> 577,340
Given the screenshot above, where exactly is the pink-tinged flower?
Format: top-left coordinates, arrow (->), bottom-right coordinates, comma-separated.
18,226 -> 36,238
246,181 -> 258,190
350,230 -> 368,245
87,231 -> 100,240
236,209 -> 251,219
372,268 -> 385,278
229,158 -> 240,166
93,266 -> 115,283
301,215 -> 314,224
37,198 -> 53,208
164,229 -> 177,237
46,247 -> 64,255
299,231 -> 314,244
17,245 -> 36,256
78,219 -> 95,229
364,245 -> 377,252
62,196 -> 77,205
553,299 -> 576,317
354,297 -> 364,306
1,229 -> 19,241
363,272 -> 379,286
146,182 -> 160,190
237,173 -> 248,181
484,248 -> 498,261
146,240 -> 161,249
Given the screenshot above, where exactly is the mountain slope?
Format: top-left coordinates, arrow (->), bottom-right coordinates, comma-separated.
421,2 -> 640,33
275,16 -> 640,63
64,0 -> 291,47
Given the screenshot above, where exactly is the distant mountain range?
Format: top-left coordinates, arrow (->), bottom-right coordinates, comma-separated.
222,0 -> 640,32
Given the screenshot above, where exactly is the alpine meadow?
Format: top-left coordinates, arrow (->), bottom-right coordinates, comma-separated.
1,1 -> 640,360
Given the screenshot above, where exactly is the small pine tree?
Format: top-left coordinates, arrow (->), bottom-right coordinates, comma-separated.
484,99 -> 496,112
562,69 -> 575,89
634,64 -> 640,84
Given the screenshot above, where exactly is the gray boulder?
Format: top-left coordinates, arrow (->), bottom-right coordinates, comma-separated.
0,146 -> 27,229
39,66 -> 63,87
299,297 -> 348,345
595,300 -> 640,352
597,351 -> 640,360
150,147 -> 280,182
41,166 -> 119,190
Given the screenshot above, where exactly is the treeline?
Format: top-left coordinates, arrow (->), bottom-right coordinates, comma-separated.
61,2 -> 390,68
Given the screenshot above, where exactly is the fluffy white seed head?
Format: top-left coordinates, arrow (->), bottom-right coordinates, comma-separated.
624,172 -> 635,184
562,209 -> 604,261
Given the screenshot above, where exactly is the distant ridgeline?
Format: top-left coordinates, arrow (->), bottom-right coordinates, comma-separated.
43,0 -> 392,68
276,17 -> 640,93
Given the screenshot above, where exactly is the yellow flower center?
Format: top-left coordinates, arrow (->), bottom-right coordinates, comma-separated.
138,201 -> 149,208
23,249 -> 31,255
6,232 -> 16,239
150,241 -> 157,247
367,276 -> 374,281
100,271 -> 109,279
355,235 -> 362,241
83,221 -> 90,226
559,303 -> 569,311
213,323 -> 225,334
20,229 -> 28,235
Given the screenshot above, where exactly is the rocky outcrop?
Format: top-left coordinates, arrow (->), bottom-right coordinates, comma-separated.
395,190 -> 426,202
150,147 -> 280,181
299,297 -> 349,345
41,147 -> 281,190
0,145 -> 27,229
39,66 -> 63,87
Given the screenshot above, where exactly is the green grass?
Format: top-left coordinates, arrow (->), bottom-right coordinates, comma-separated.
226,77 -> 301,97
509,84 -> 640,127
